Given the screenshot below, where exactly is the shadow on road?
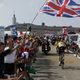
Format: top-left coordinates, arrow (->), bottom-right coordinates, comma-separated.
32,51 -> 64,80
64,66 -> 80,70
44,53 -> 58,56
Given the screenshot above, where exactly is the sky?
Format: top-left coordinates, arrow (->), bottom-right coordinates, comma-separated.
0,0 -> 80,27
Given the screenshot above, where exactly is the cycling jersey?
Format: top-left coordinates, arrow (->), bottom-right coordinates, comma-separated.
58,41 -> 65,47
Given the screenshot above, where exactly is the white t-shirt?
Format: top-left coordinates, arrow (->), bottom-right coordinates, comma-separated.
4,47 -> 9,50
4,47 -> 17,63
21,51 -> 29,59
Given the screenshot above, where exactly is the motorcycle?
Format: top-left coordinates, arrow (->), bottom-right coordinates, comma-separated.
42,42 -> 51,55
70,42 -> 79,57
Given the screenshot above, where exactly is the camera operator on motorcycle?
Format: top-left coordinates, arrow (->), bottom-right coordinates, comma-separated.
42,36 -> 51,55
56,37 -> 66,66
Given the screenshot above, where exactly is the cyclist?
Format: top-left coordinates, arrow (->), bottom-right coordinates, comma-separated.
56,37 -> 66,66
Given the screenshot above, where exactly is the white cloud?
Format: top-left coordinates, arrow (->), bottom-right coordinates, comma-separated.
0,3 -> 4,8
0,0 -> 4,8
0,0 -> 4,4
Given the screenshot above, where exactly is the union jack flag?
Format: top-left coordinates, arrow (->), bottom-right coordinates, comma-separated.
40,0 -> 80,17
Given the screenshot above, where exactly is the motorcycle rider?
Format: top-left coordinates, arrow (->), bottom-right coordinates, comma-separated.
42,36 -> 51,54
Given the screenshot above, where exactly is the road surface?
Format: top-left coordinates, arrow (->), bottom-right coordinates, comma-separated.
32,45 -> 80,80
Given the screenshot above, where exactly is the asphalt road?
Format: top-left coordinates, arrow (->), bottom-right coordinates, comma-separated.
32,45 -> 80,80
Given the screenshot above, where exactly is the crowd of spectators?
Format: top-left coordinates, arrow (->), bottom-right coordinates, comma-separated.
0,33 -> 39,80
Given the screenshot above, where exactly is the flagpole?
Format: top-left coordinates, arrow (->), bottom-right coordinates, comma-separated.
31,0 -> 47,24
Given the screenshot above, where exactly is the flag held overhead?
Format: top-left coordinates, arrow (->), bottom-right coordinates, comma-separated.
40,0 -> 80,18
